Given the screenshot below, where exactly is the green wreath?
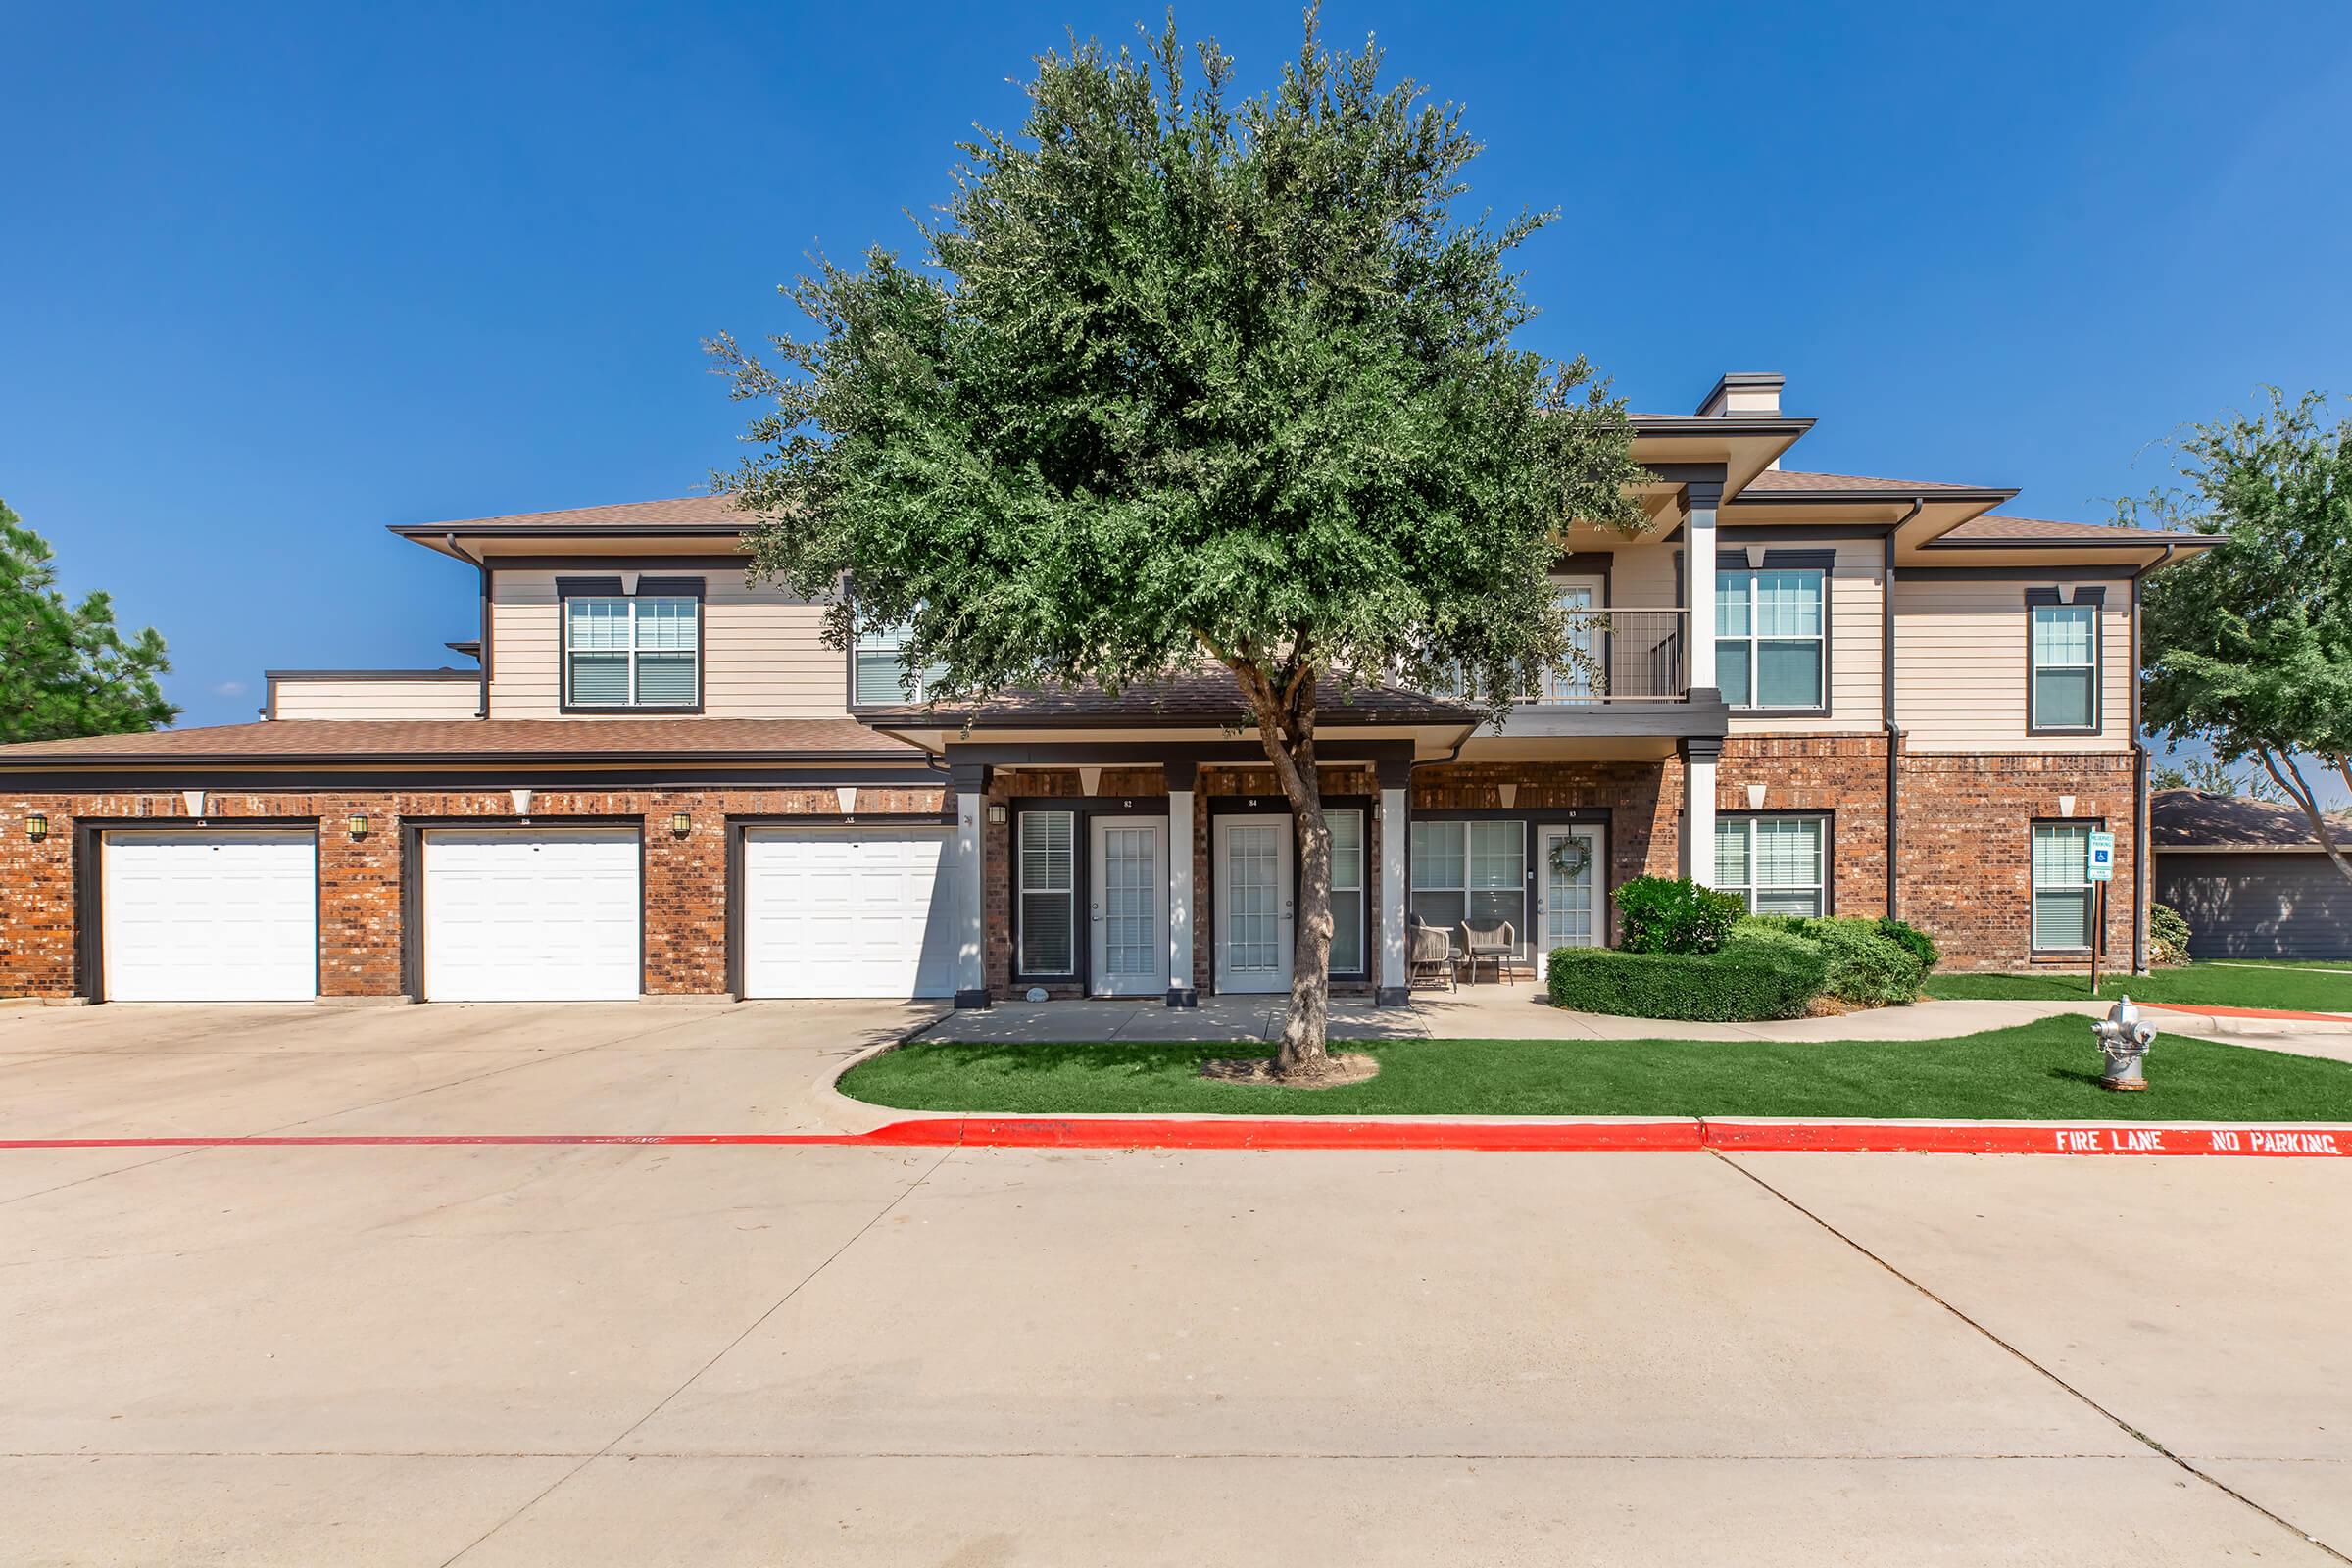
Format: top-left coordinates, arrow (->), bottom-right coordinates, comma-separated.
1546,835 -> 1592,880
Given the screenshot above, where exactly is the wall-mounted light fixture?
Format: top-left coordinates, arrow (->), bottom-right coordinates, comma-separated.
986,803 -> 1007,826
25,812 -> 48,843
670,810 -> 692,838
348,813 -> 370,841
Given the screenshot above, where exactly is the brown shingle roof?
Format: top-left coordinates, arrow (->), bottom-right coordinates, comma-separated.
390,495 -> 756,535
2152,790 -> 2352,850
1935,514 -> 2212,546
0,718 -> 917,765
867,668 -> 1476,729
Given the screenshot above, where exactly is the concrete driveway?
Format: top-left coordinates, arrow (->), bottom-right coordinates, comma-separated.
2,1003 -> 2348,1564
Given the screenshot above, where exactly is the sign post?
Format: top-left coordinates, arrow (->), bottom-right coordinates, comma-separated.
2085,830 -> 2116,995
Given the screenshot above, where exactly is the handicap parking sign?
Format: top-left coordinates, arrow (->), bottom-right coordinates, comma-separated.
2085,830 -> 2115,881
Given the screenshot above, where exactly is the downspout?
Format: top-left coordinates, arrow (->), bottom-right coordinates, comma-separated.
2128,545 -> 2177,973
1883,501 -> 1923,919
446,532 -> 491,719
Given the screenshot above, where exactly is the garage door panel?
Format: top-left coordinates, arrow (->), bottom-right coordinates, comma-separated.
743,827 -> 956,999
423,830 -> 641,1002
103,831 -> 318,1002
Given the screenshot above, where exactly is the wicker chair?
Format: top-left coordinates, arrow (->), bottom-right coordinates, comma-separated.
1406,914 -> 1456,991
1459,919 -> 1520,985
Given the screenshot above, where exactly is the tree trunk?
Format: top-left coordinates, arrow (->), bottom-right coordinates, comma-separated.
2257,748 -> 2352,888
1223,655 -> 1336,1079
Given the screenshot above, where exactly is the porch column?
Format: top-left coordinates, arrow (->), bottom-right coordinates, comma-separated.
950,760 -> 990,1008
1684,479 -> 1722,697
1680,737 -> 1720,888
1165,760 -> 1199,1007
1376,759 -> 1410,1004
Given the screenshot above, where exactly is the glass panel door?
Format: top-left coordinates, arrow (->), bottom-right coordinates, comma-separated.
1214,814 -> 1295,995
1089,816 -> 1169,997
1545,578 -> 1604,701
1538,825 -> 1603,975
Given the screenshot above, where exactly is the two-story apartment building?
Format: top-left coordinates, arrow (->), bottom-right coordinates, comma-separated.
0,374 -> 2211,1005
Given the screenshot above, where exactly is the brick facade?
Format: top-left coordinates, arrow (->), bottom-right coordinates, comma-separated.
0,741 -> 2143,1003
0,783 -> 947,1001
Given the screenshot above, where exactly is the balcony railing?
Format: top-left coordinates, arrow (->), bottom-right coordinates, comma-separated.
1530,608 -> 1689,704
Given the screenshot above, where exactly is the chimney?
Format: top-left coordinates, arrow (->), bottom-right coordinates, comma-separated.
1695,372 -> 1784,418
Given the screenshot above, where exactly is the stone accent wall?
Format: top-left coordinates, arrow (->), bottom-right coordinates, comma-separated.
0,783 -> 947,1001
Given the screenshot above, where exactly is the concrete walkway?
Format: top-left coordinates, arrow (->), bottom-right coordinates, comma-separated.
918,984 -> 2352,1062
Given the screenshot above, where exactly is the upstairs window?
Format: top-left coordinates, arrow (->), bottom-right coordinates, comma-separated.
2030,603 -> 2098,731
852,621 -> 943,706
563,585 -> 699,710
1717,567 -> 1824,710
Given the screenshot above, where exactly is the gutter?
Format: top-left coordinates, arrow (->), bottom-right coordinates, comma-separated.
1883,500 -> 1924,919
446,533 -> 491,719
2128,544 -> 2178,973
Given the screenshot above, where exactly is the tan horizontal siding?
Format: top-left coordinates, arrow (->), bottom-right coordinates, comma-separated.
1894,576 -> 2132,752
486,569 -> 851,720
270,677 -> 480,721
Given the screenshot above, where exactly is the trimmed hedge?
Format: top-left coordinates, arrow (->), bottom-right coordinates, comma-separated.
1740,914 -> 1925,1006
1545,930 -> 1829,1022
1614,875 -> 1748,955
1875,917 -> 1940,972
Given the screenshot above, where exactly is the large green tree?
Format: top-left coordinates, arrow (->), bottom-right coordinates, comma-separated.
2134,389 -> 2352,883
1,500 -> 178,744
712,13 -> 1643,1076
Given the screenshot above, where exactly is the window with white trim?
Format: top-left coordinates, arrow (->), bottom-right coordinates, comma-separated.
1328,809 -> 1365,974
2030,604 -> 2097,730
1017,811 -> 1076,975
2031,822 -> 2095,951
1716,567 -> 1824,710
852,620 -> 946,706
1408,819 -> 1525,950
564,594 -> 698,708
1714,815 -> 1827,916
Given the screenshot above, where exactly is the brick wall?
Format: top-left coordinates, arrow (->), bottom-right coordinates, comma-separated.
1,784 -> 946,1001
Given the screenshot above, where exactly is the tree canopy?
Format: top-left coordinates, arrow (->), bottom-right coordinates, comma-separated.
711,13 -> 1644,1072
2134,389 -> 2352,880
1,499 -> 178,745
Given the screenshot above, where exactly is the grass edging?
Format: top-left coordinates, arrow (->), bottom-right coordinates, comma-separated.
838,1017 -> 2352,1124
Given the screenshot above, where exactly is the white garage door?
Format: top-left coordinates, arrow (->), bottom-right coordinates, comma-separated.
102,830 -> 318,1002
422,829 -> 641,1002
743,826 -> 957,998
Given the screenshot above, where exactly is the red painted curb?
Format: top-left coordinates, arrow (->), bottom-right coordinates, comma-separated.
3,1119 -> 2345,1156
2145,1003 -> 2352,1023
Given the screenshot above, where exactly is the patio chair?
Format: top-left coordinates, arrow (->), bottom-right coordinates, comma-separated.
1458,919 -> 1520,985
1406,914 -> 1456,991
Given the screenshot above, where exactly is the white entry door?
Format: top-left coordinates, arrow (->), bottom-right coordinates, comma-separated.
422,829 -> 641,1002
1088,816 -> 1169,997
102,829 -> 318,1002
1537,824 -> 1605,976
1213,813 -> 1294,994
742,825 -> 957,998
1546,576 -> 1605,701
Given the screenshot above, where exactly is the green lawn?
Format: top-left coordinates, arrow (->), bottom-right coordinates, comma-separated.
840,1017 -> 2352,1122
1925,960 -> 2352,1012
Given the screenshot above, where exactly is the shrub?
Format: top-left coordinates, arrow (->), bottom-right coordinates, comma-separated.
1734,915 -> 1926,1007
1545,931 -> 1828,1021
1614,875 -> 1747,955
1875,916 -> 1940,972
2149,903 -> 2194,967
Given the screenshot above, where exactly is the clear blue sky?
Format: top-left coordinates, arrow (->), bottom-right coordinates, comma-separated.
5,0 -> 2348,793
